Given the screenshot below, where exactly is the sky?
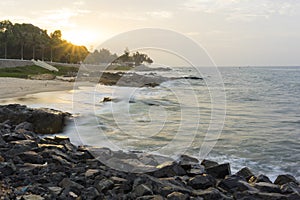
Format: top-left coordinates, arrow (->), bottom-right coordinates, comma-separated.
1,0 -> 300,66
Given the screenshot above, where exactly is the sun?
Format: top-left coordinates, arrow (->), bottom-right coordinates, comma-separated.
64,29 -> 98,46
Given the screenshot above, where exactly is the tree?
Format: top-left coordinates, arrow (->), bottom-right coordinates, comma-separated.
0,20 -> 13,59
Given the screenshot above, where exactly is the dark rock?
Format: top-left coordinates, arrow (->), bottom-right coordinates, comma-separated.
0,104 -> 69,134
133,184 -> 153,197
187,174 -> 216,190
167,191 -> 189,200
95,179 -> 114,193
182,76 -> 203,80
236,167 -> 254,181
274,174 -> 299,185
0,161 -> 16,176
102,97 -> 113,102
251,174 -> 272,183
81,187 -> 100,200
217,175 -> 255,193
151,161 -> 186,178
85,169 -> 100,178
136,195 -> 164,200
254,182 -> 281,193
206,163 -> 231,179
192,187 -> 225,200
15,122 -> 33,131
235,191 -> 296,200
110,176 -> 127,184
58,178 -> 84,193
18,151 -> 44,164
281,182 -> 300,194
201,159 -> 219,169
187,167 -> 206,176
48,186 -> 63,196
178,154 -> 199,170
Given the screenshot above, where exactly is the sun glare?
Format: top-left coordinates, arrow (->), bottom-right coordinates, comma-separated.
64,30 -> 99,47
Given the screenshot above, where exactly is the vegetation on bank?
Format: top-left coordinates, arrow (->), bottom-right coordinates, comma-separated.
0,65 -> 79,78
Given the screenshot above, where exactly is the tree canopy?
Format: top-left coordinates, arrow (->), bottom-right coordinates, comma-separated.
0,20 -> 88,63
0,20 -> 154,66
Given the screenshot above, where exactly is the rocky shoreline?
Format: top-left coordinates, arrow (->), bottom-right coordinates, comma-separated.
0,104 -> 300,199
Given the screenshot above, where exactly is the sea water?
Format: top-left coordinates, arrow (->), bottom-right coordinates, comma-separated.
3,66 -> 299,181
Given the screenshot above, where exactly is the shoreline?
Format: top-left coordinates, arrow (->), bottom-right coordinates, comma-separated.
0,77 -> 75,100
0,104 -> 299,199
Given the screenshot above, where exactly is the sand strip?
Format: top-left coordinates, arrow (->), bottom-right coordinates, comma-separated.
0,77 -> 75,99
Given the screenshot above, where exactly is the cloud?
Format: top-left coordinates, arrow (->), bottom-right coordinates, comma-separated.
97,10 -> 173,21
146,11 -> 173,19
183,0 -> 300,21
31,8 -> 91,30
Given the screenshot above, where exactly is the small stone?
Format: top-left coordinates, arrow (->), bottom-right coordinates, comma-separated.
167,191 -> 188,200
111,176 -> 127,184
85,169 -> 100,178
81,187 -> 100,200
274,174 -> 299,185
0,161 -> 16,176
95,179 -> 114,193
69,191 -> 78,198
206,163 -> 231,179
59,178 -> 84,191
22,194 -> 44,200
133,184 -> 153,197
136,195 -> 164,200
48,186 -> 62,196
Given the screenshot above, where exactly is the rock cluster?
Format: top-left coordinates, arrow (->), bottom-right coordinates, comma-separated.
0,105 -> 300,199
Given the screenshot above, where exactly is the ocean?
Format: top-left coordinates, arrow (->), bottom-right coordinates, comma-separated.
3,66 -> 300,181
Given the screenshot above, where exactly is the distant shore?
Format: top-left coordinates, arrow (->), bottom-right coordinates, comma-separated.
0,77 -> 75,99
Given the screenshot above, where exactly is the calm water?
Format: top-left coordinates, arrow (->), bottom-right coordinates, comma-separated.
3,66 -> 300,180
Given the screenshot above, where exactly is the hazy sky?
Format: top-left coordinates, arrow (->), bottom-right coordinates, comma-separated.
1,0 -> 300,66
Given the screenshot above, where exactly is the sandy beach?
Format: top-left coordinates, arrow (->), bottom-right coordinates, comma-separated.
0,77 -> 75,99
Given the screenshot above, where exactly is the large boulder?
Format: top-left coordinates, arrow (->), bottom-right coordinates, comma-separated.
0,104 -> 70,134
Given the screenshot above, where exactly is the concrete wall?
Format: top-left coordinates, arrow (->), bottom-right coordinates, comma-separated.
0,59 -> 34,68
0,59 -> 108,71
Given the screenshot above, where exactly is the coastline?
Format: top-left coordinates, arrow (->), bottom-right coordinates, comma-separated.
0,104 -> 299,199
0,77 -> 75,99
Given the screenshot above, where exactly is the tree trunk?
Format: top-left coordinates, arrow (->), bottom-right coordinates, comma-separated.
4,43 -> 7,59
32,45 -> 35,60
21,43 -> 24,60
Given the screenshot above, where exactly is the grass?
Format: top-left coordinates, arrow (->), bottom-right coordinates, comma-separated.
0,65 -> 79,79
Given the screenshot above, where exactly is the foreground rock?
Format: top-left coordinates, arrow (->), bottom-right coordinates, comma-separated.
0,104 -> 70,134
0,105 -> 299,199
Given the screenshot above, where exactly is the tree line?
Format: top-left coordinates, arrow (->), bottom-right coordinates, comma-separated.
0,20 -> 88,63
85,48 -> 153,66
0,20 -> 154,66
